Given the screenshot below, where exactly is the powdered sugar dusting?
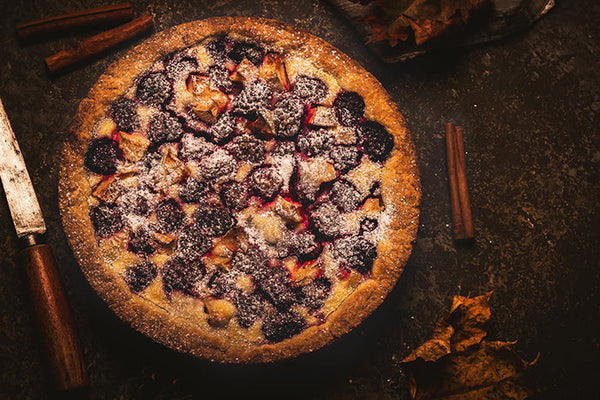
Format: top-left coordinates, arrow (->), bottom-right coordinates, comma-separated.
82,32 -> 402,346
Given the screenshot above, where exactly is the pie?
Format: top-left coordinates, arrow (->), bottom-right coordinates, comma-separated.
59,17 -> 420,363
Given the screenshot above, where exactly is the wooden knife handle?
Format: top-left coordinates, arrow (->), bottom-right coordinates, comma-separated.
19,243 -> 89,391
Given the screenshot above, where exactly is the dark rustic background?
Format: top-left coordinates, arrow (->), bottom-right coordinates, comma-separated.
0,1 -> 598,399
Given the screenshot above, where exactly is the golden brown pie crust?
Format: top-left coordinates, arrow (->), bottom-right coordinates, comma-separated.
59,16 -> 420,363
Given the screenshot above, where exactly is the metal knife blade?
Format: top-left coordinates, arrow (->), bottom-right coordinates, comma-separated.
0,99 -> 46,238
0,97 -> 88,390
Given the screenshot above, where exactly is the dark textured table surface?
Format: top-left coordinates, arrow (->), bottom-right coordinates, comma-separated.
0,1 -> 598,399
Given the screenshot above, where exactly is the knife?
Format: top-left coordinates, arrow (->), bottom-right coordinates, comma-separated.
0,99 -> 88,391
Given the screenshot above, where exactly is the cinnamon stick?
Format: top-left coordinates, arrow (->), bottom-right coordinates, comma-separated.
45,14 -> 154,74
446,123 -> 464,240
445,123 -> 474,244
454,126 -> 474,240
16,3 -> 133,40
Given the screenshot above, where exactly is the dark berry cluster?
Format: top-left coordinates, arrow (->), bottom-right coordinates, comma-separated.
128,227 -> 156,255
136,72 -> 172,107
300,277 -> 331,310
249,166 -> 283,200
90,202 -> 124,238
273,94 -> 305,138
207,37 -> 265,67
297,129 -> 333,157
148,111 -> 184,146
310,202 -> 342,238
97,41 -> 395,344
358,121 -> 394,162
261,310 -> 305,342
178,177 -> 211,204
178,223 -> 212,260
209,111 -> 235,144
192,205 -> 235,237
331,235 -> 377,273
233,292 -> 265,329
333,90 -> 364,126
330,145 -> 361,173
162,256 -> 204,296
220,180 -> 249,210
208,65 -> 239,95
165,55 -> 198,80
155,198 -> 186,233
293,76 -> 327,103
124,261 -> 158,293
110,98 -> 139,132
330,180 -> 364,213
197,150 -> 237,181
233,81 -> 272,120
84,137 -> 119,176
227,134 -> 265,163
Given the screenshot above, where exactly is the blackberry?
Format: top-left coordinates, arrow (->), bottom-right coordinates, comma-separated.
197,149 -> 237,181
231,248 -> 268,276
310,202 -> 342,238
208,65 -> 239,95
124,261 -> 158,293
360,218 -> 378,233
233,292 -> 265,329
233,80 -> 272,120
207,270 -> 238,298
358,121 -> 394,162
331,235 -> 377,273
261,310 -> 305,342
162,256 -> 204,296
330,180 -> 363,213
329,145 -> 361,173
136,72 -> 172,107
293,75 -> 327,103
220,180 -> 249,210
84,137 -> 119,176
289,232 -> 321,261
300,277 -> 331,310
192,205 -> 235,237
147,111 -> 183,146
229,41 -> 265,66
256,266 -> 296,310
130,194 -> 151,216
178,223 -> 212,260
178,177 -> 211,204
128,227 -> 156,255
179,133 -> 217,161
209,111 -> 235,144
333,91 -> 365,126
297,129 -> 333,157
272,141 -> 296,157
249,166 -> 283,200
155,198 -> 186,233
206,36 -> 231,64
226,134 -> 265,164
90,202 -> 124,238
141,150 -> 162,170
273,94 -> 305,138
110,97 -> 139,132
165,55 -> 198,80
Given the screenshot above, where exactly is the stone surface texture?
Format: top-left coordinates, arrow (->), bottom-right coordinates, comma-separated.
0,1 -> 598,399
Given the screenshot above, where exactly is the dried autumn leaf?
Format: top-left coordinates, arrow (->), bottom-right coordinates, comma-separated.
403,341 -> 538,400
403,292 -> 492,364
400,292 -> 538,399
360,0 -> 492,47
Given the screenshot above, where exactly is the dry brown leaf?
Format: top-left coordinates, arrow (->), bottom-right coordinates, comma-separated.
358,0 -> 492,47
403,292 -> 492,364
401,292 -> 538,399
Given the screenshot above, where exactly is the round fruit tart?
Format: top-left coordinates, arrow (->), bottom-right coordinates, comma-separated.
59,17 -> 420,363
